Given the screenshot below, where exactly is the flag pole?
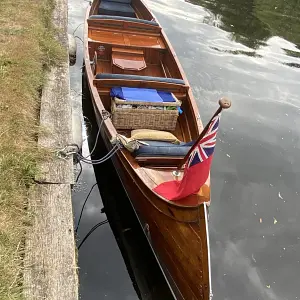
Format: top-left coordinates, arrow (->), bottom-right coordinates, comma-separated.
177,97 -> 231,170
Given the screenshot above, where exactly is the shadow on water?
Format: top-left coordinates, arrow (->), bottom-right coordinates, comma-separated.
79,71 -> 175,300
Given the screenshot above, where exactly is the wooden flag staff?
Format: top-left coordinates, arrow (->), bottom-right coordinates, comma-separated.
177,97 -> 231,170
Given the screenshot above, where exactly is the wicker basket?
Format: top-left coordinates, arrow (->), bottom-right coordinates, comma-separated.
111,97 -> 181,131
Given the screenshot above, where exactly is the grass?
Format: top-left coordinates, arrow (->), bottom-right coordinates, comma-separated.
0,0 -> 63,298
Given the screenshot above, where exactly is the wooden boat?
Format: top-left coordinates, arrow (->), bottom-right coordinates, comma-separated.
83,1 -> 213,299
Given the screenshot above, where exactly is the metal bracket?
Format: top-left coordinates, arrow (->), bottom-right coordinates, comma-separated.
144,223 -> 151,242
55,145 -> 78,160
172,170 -> 181,177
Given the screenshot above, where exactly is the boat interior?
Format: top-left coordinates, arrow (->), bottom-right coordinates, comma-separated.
87,0 -> 201,168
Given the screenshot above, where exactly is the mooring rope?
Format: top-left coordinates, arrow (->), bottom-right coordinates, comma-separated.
56,110 -> 122,166
75,182 -> 98,234
83,110 -> 111,159
77,219 -> 109,250
77,143 -> 121,165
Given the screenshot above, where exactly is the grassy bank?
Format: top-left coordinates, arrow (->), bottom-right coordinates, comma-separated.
0,0 -> 62,298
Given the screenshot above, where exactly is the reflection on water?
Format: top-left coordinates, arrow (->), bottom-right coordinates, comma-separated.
69,0 -> 174,299
147,0 -> 300,299
186,0 -> 300,68
70,0 -> 300,299
80,75 -> 175,300
187,0 -> 300,51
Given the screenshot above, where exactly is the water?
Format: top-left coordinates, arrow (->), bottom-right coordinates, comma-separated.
68,2 -> 142,299
69,1 -> 174,299
69,0 -> 300,299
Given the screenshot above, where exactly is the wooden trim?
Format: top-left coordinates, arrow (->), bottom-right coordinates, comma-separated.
84,6 -> 117,138
135,156 -> 183,167
93,78 -> 188,92
88,29 -> 166,49
160,60 -> 167,77
87,18 -> 161,34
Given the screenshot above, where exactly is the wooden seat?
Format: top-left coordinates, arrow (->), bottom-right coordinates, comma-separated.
88,15 -> 160,27
94,73 -> 188,93
88,31 -> 166,49
93,73 -> 188,111
112,47 -> 146,72
87,15 -> 161,34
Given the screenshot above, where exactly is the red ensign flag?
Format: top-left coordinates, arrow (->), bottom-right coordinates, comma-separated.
153,114 -> 220,201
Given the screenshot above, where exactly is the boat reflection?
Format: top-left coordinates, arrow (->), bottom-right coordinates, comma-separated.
82,71 -> 175,300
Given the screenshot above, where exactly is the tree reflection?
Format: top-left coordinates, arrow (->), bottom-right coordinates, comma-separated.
189,0 -> 300,51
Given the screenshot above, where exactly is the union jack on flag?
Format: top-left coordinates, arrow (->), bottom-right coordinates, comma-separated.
153,113 -> 221,201
187,114 -> 220,168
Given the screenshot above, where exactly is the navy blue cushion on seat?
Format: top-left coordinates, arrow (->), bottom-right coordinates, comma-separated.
133,140 -> 194,158
95,73 -> 186,85
108,0 -> 131,3
88,15 -> 159,26
99,0 -> 135,18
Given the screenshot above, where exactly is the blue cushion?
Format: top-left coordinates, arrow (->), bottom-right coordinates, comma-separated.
88,15 -> 159,26
99,0 -> 135,18
133,140 -> 194,158
110,87 -> 176,103
96,73 -> 185,85
107,0 -> 131,3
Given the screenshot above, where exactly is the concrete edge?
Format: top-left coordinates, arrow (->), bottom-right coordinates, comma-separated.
23,0 -> 79,298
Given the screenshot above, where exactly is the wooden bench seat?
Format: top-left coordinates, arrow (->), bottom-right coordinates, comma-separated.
88,31 -> 166,49
94,73 -> 188,93
93,73 -> 188,111
88,15 -> 161,34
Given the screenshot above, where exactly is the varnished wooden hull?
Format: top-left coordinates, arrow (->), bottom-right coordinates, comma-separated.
83,0 -> 212,298
89,96 -> 211,300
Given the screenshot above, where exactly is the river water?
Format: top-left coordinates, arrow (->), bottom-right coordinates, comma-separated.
69,0 -> 300,299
